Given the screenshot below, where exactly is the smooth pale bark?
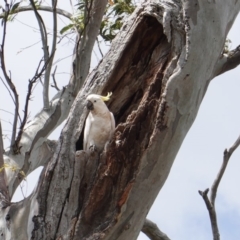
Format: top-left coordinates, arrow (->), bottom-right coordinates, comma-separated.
142,219 -> 170,240
0,0 -> 240,239
2,0 -> 108,199
0,0 -> 108,238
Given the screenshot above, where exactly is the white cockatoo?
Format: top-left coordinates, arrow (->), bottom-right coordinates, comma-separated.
84,92 -> 115,152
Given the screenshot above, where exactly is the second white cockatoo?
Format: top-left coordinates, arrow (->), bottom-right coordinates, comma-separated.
84,92 -> 115,152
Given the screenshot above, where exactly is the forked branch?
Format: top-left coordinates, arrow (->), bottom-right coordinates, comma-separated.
14,59 -> 51,152
199,134 -> 240,240
51,66 -> 60,91
0,2 -> 19,150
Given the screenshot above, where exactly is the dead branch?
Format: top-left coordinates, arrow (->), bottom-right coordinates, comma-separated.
199,134 -> 240,240
211,135 -> 240,204
0,2 -> 19,150
142,219 -> 171,240
198,188 -> 219,240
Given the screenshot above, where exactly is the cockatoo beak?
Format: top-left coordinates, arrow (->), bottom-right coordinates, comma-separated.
86,100 -> 94,110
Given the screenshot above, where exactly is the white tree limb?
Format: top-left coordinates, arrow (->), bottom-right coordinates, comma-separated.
0,5 -> 72,20
71,0 -> 109,96
30,0 -> 51,109
42,0 -> 58,110
2,0 -> 109,198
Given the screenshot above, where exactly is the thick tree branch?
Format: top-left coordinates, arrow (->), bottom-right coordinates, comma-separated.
142,219 -> 171,240
0,5 -> 72,20
41,0 -> 58,110
30,0 -> 50,109
71,0 -> 108,95
199,134 -> 240,240
215,45 -> 240,76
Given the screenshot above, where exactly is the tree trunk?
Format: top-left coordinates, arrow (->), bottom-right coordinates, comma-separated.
0,0 -> 240,239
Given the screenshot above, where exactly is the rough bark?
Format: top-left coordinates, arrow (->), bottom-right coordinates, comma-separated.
0,0 -> 240,239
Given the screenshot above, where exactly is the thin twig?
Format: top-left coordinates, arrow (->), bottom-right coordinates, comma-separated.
142,219 -> 171,240
96,36 -> 104,58
199,134 -> 240,240
14,58 -> 51,150
51,65 -> 60,91
17,40 -> 42,54
69,0 -> 74,13
0,1 -> 19,149
0,5 -> 72,19
0,76 -> 16,106
0,109 -> 14,115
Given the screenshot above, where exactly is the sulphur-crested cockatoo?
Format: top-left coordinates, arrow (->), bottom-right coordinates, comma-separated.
84,92 -> 115,152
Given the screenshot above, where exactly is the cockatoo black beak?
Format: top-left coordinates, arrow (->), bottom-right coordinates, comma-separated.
86,100 -> 94,110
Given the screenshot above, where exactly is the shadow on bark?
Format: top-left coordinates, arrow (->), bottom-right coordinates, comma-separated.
33,16 -> 171,239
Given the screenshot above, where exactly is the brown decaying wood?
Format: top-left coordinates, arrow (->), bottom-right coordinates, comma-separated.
32,15 -> 171,239
74,17 -> 170,238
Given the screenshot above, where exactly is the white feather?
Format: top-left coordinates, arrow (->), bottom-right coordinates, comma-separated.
84,94 -> 115,152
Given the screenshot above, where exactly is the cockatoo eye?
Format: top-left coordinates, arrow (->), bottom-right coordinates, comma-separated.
94,100 -> 96,102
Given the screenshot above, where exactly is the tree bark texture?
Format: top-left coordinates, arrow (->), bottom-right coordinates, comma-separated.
0,0 -> 240,239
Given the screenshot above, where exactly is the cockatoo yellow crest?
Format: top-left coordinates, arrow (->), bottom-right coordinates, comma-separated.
84,93 -> 115,152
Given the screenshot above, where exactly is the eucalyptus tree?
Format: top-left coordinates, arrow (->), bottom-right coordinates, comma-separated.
0,0 -> 239,240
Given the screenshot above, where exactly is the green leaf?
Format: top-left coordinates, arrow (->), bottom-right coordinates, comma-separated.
60,24 -> 74,34
11,2 -> 21,12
